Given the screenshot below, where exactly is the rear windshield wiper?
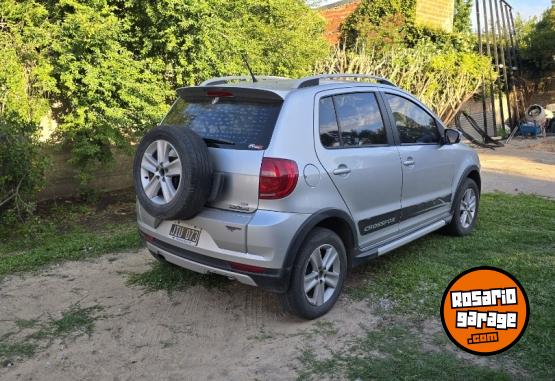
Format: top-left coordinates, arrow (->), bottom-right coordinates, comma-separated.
202,137 -> 236,147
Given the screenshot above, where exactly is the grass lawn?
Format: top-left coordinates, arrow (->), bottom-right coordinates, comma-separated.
300,193 -> 555,380
0,192 -> 141,279
0,192 -> 553,379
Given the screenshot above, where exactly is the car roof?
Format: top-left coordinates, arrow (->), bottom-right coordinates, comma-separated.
179,75 -> 403,100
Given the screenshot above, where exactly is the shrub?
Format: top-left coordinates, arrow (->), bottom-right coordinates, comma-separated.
517,7 -> 555,74
2,0 -> 330,192
314,43 -> 496,124
0,1 -> 53,216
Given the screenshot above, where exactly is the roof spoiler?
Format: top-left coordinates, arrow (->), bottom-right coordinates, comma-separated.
177,86 -> 285,101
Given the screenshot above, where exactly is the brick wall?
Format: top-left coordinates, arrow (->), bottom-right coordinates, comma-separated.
415,0 -> 455,32
319,0 -> 362,44
318,0 -> 455,44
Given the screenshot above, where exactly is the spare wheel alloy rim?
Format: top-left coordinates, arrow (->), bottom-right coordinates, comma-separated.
140,139 -> 182,205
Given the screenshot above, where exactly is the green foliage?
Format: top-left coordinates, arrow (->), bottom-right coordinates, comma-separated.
121,0 -> 329,87
1,304 -> 102,363
0,195 -> 140,277
127,261 -> 229,295
341,0 -> 474,52
453,0 -> 473,33
518,7 -> 555,74
44,0 -> 171,182
340,0 -> 416,48
314,42 -> 495,124
0,0 -> 54,215
295,194 -> 554,380
0,0 -> 329,195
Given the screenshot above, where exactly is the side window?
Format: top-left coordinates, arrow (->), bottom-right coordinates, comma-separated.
385,94 -> 440,144
333,93 -> 387,146
319,97 -> 340,148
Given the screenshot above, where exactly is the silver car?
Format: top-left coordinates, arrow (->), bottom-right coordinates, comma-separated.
134,74 -> 481,319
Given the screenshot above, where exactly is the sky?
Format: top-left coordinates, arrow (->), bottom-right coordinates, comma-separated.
505,0 -> 552,20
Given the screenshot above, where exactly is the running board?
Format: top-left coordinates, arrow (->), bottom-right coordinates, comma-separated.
377,220 -> 446,256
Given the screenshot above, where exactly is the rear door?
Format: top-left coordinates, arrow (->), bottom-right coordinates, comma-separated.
382,91 -> 455,232
314,89 -> 403,248
162,87 -> 283,214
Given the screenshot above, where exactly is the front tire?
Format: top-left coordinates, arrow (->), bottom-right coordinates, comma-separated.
445,178 -> 480,236
282,228 -> 347,319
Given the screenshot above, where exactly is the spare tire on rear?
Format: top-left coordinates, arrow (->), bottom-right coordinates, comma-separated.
133,125 -> 213,220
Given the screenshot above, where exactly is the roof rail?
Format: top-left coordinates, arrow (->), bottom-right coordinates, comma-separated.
200,75 -> 289,86
295,74 -> 397,88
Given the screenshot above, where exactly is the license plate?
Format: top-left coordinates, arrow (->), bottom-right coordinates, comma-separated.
169,224 -> 201,246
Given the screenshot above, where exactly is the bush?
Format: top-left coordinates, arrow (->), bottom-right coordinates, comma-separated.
314,43 -> 496,125
1,0 -> 330,192
517,7 -> 555,74
340,0 -> 475,52
0,1 -> 53,217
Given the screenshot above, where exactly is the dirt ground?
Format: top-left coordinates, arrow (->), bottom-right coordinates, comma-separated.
1,137 -> 553,380
477,136 -> 555,198
0,251 -> 376,381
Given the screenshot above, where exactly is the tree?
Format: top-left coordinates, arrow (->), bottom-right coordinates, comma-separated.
519,7 -> 555,74
0,0 -> 53,215
453,0 -> 473,34
120,0 -> 329,88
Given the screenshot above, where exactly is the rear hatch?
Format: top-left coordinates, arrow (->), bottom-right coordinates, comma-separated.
161,87 -> 284,213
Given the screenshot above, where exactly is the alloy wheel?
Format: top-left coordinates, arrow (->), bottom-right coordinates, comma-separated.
140,139 -> 182,205
459,188 -> 477,229
304,244 -> 341,306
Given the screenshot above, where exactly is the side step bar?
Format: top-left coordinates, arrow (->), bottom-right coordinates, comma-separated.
354,219 -> 447,265
377,220 -> 446,256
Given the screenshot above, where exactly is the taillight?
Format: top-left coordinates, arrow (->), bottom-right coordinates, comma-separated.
259,158 -> 298,199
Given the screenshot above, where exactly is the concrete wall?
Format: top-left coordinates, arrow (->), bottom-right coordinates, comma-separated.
415,0 -> 455,32
38,147 -> 134,201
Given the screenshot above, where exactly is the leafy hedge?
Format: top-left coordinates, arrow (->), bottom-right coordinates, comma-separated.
0,0 -> 329,211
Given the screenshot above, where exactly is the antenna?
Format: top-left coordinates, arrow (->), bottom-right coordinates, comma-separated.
242,54 -> 258,83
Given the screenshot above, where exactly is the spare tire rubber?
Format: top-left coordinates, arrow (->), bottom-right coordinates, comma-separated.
133,125 -> 212,220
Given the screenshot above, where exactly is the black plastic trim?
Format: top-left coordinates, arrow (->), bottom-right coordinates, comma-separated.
280,208 -> 358,291
451,165 -> 481,214
357,194 -> 452,235
139,231 -> 288,293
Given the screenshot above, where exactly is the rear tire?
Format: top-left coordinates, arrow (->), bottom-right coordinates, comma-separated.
444,178 -> 480,236
133,125 -> 213,220
281,228 -> 347,319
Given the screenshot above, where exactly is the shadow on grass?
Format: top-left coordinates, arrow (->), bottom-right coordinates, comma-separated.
126,261 -> 230,295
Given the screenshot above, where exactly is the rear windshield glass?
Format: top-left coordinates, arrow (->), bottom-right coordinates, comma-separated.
161,97 -> 282,150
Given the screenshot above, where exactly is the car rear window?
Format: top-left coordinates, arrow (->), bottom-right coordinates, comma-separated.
161,97 -> 282,150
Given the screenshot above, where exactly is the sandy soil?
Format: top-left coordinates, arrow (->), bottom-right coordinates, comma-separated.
2,138 -> 551,380
0,251 -> 376,381
478,136 -> 555,198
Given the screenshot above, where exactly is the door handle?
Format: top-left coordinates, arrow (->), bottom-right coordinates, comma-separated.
403,158 -> 415,167
332,166 -> 351,176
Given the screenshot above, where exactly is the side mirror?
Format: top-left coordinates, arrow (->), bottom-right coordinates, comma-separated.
444,129 -> 461,145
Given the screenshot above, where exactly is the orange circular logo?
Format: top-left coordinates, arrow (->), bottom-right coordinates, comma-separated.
441,267 -> 529,356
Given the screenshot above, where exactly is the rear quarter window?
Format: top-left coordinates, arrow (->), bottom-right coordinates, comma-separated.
162,98 -> 282,150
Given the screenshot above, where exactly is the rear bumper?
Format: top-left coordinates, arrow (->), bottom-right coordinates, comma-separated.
142,232 -> 290,292
137,204 -> 309,269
